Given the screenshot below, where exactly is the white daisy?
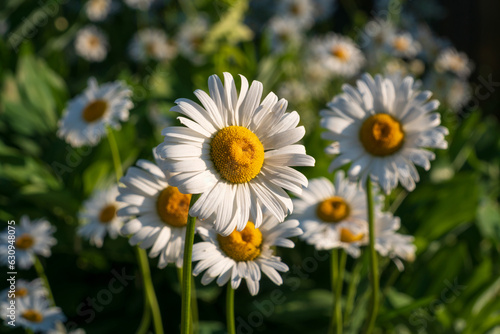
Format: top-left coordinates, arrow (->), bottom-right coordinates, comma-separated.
155,73 -> 315,236
78,186 -> 125,248
360,18 -> 395,54
267,16 -> 303,54
192,216 -> 303,296
320,73 -> 448,193
277,0 -> 315,29
290,172 -> 373,257
425,72 -> 471,110
129,28 -> 177,63
117,152 -> 192,268
277,80 -> 308,105
310,33 -> 365,78
57,77 -> 133,147
311,0 -> 337,22
16,295 -> 65,332
0,279 -> 47,310
0,216 -> 56,270
435,47 -> 473,78
124,0 -> 154,11
177,17 -> 209,64
386,31 -> 421,59
74,25 -> 109,62
85,0 -> 112,22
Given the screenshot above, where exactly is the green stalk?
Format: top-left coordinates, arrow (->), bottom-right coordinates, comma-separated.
106,127 -> 123,183
33,256 -> 56,306
226,284 -> 236,334
336,250 -> 347,334
344,258 -> 363,325
177,268 -> 199,334
181,194 -> 201,334
363,178 -> 380,334
329,249 -> 341,334
135,303 -> 151,334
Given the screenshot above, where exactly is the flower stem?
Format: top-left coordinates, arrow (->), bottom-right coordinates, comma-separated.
363,178 -> 379,334
177,268 -> 199,334
181,194 -> 201,334
33,256 -> 56,306
106,127 -> 123,183
135,303 -> 151,334
344,257 -> 362,325
226,284 -> 236,334
329,249 -> 346,334
136,247 -> 164,334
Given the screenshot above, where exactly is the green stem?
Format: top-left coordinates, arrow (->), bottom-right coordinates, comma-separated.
136,247 -> 164,334
33,256 -> 56,306
226,284 -> 236,334
336,250 -> 347,334
363,178 -> 380,334
106,127 -> 123,183
329,249 -> 340,334
135,303 -> 151,334
181,194 -> 201,334
344,258 -> 362,325
177,268 -> 199,334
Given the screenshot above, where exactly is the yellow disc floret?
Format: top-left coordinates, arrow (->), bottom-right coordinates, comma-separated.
16,234 -> 34,250
156,186 -> 191,227
99,204 -> 117,223
317,196 -> 350,223
21,309 -> 44,323
217,222 -> 263,262
331,46 -> 350,62
16,288 -> 28,297
359,113 -> 405,156
339,228 -> 364,243
82,100 -> 108,123
210,126 -> 265,184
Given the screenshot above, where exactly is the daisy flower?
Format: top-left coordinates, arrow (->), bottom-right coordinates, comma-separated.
425,72 -> 471,110
74,25 -> 109,62
311,0 -> 337,22
277,0 -> 315,29
320,73 -> 448,193
16,295 -> 65,332
290,172 -> 372,257
267,16 -> 303,54
155,73 -> 315,235
360,18 -> 395,53
435,47 -> 473,78
129,28 -> 177,63
192,216 -> 303,295
85,0 -> 112,22
0,216 -> 56,270
117,153 -> 192,268
310,33 -> 365,78
177,17 -> 209,64
386,32 -> 421,59
78,186 -> 125,248
57,77 -> 133,147
0,279 -> 47,311
124,0 -> 154,11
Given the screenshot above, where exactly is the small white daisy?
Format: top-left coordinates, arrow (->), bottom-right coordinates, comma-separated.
0,279 -> 47,309
74,25 -> 109,62
311,0 -> 337,22
277,80 -> 308,105
434,47 -> 473,78
0,216 -> 56,270
386,31 -> 421,59
192,216 -> 302,296
310,33 -> 365,78
16,295 -> 65,332
177,17 -> 209,64
85,0 -> 112,22
290,172 -> 373,257
124,0 -> 154,11
117,152 -> 192,268
155,72 -> 315,236
425,72 -> 471,110
129,28 -> 177,63
57,77 -> 133,147
277,0 -> 315,29
320,73 -> 448,193
78,186 -> 125,248
267,16 -> 303,54
360,18 -> 395,53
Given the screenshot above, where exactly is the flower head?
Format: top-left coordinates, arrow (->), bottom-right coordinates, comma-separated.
74,25 -> 109,62
85,0 -> 112,22
435,47 -> 473,78
129,28 -> 177,63
16,295 -> 65,332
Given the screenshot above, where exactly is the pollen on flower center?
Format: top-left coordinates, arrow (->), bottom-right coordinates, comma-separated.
99,204 -> 116,223
156,186 -> 191,227
339,228 -> 364,243
16,288 -> 28,297
22,309 -> 44,323
359,113 -> 405,156
393,37 -> 409,51
316,196 -> 350,223
332,46 -> 350,62
82,99 -> 108,123
210,126 -> 265,184
217,222 -> 263,262
16,234 -> 34,250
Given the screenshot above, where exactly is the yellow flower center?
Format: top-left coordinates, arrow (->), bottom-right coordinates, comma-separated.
210,126 -> 265,184
339,228 -> 364,243
16,234 -> 34,250
331,46 -> 350,62
316,196 -> 350,223
156,186 -> 191,227
146,42 -> 156,55
99,204 -> 117,223
82,100 -> 108,123
88,35 -> 100,48
393,36 -> 409,52
21,309 -> 44,323
217,222 -> 263,262
16,288 -> 28,297
359,113 -> 405,156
